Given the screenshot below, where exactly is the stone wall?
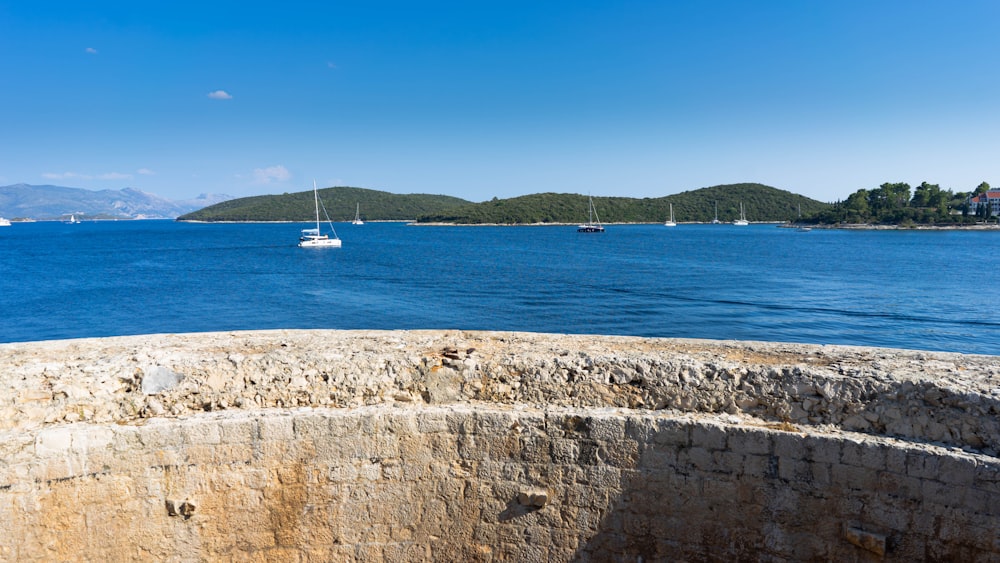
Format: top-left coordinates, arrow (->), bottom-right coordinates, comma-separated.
1,330 -> 998,561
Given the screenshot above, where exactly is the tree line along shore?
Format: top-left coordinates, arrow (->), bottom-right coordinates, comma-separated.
177,181 -> 998,227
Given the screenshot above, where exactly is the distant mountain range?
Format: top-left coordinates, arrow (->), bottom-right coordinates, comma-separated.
0,184 -> 233,220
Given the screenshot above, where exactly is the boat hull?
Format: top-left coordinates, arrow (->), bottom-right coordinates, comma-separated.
299,237 -> 342,248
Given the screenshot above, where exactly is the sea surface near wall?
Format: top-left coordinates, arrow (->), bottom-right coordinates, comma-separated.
2,221 -> 999,354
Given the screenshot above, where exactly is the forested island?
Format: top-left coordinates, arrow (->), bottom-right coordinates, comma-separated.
178,183 -> 826,224
414,183 -> 823,224
177,187 -> 470,222
176,181 -> 996,227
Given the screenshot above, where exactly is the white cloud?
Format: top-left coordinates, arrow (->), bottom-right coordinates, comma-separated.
207,90 -> 233,100
99,172 -> 132,180
137,168 -> 155,175
253,165 -> 292,184
85,47 -> 98,55
42,171 -> 133,181
42,172 -> 89,180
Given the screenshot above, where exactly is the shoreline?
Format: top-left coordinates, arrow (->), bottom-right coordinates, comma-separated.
411,220 -> 1000,230
183,219 -> 1000,229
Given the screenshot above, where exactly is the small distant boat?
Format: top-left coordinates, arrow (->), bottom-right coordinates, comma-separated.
711,201 -> 721,224
67,214 -> 81,224
663,203 -> 676,227
352,203 -> 364,225
733,202 -> 749,226
577,195 -> 605,233
794,204 -> 810,231
299,181 -> 342,248
0,217 -> 10,227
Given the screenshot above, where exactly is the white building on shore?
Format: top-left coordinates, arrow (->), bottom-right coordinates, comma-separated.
969,191 -> 1000,216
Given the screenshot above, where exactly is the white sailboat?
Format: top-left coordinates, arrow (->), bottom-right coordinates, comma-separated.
664,203 -> 676,227
352,203 -> 364,225
795,204 -> 811,231
733,202 -> 749,226
577,195 -> 605,233
299,181 -> 342,248
711,201 -> 721,224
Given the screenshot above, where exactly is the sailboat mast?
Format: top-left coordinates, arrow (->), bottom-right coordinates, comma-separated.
313,180 -> 321,231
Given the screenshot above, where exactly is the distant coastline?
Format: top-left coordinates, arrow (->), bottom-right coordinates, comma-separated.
412,221 -> 1000,229
170,218 -> 1000,230
781,223 -> 1000,231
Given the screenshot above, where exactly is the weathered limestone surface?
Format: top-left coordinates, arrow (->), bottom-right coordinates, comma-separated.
1,330 -> 999,561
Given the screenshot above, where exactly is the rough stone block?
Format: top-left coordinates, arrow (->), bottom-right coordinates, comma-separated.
803,434 -> 840,464
652,419 -> 690,448
217,417 -> 256,444
325,414 -> 363,437
938,455 -> 977,487
690,423 -> 727,451
740,453 -> 775,478
587,416 -> 626,442
858,443 -> 888,471
599,439 -> 639,468
259,415 -> 294,442
682,446 -> 717,473
415,411 -> 449,434
884,444 -> 908,474
839,439 -> 865,467
810,461 -> 831,486
549,438 -> 579,465
831,464 -> 877,491
475,411 -> 516,435
517,488 -> 549,508
778,457 -> 811,483
727,427 -> 771,456
624,416 -> 657,442
713,449 -> 744,475
75,426 -> 114,453
584,465 -> 623,489
772,431 -> 805,459
180,421 -> 222,445
34,426 -> 74,457
291,414 -> 330,440
922,478 -> 963,508
906,451 -> 942,480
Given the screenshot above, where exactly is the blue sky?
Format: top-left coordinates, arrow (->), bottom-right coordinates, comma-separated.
2,1 -> 1000,202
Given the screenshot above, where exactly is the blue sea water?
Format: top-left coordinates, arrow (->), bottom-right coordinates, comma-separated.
1,220 -> 998,355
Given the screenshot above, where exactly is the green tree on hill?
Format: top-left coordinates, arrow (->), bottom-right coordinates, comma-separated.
807,181 -> 981,225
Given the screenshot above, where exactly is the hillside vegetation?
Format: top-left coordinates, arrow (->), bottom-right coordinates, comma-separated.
177,187 -> 471,222
177,183 -> 828,224
416,183 -> 828,224
809,181 -> 987,226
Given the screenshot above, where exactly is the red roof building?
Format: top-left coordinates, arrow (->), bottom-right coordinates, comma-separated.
969,191 -> 1000,215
